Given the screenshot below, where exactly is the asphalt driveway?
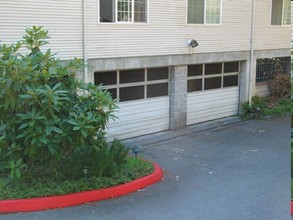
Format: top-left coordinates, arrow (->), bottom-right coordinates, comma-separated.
1,117 -> 290,220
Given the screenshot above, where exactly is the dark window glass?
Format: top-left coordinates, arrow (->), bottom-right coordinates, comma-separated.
94,71 -> 117,85
204,77 -> 221,90
188,64 -> 203,76
120,86 -> 144,101
205,63 -> 222,75
100,0 -> 114,22
223,75 -> 238,87
271,0 -> 282,25
147,67 -> 169,81
107,88 -> 117,99
224,62 -> 239,73
187,79 -> 202,92
147,83 -> 168,98
120,69 -> 145,84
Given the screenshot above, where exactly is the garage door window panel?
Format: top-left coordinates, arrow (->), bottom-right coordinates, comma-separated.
188,79 -> 202,92
205,63 -> 222,75
188,64 -> 203,76
120,86 -> 144,101
223,75 -> 238,87
147,68 -> 169,81
94,71 -> 117,86
107,88 -> 118,99
224,62 -> 239,73
120,69 -> 144,84
147,83 -> 168,98
204,77 -> 221,90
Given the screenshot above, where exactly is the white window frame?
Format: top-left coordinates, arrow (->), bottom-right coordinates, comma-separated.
99,0 -> 148,24
116,0 -> 133,23
186,0 -> 222,25
270,0 -> 291,26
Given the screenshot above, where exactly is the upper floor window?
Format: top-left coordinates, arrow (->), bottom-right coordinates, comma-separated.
100,0 -> 147,23
187,0 -> 221,24
271,0 -> 291,25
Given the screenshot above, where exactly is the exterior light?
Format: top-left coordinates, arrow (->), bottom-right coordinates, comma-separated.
188,39 -> 199,48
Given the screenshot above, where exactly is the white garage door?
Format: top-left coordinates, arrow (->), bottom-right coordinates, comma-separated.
106,97 -> 169,140
187,62 -> 240,125
94,67 -> 170,140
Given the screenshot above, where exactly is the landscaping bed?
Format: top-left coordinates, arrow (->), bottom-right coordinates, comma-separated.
0,158 -> 153,200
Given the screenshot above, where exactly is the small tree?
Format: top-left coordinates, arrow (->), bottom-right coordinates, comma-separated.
0,26 -> 123,182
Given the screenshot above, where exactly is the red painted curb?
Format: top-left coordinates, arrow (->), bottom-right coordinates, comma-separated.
0,162 -> 163,214
291,201 -> 293,214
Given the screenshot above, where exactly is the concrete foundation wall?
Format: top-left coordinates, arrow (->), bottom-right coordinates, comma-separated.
254,83 -> 270,97
169,66 -> 187,130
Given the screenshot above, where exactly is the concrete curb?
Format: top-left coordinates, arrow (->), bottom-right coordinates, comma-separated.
0,162 -> 163,214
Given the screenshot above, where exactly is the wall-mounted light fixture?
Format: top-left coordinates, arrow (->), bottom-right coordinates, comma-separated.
188,39 -> 199,48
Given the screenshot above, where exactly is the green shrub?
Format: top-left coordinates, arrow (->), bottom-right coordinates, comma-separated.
0,26 -> 120,182
241,96 -> 268,119
268,73 -> 290,98
241,96 -> 290,119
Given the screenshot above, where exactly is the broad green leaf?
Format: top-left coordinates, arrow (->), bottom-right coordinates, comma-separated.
81,129 -> 88,138
18,122 -> 29,130
51,126 -> 63,134
73,126 -> 81,131
66,119 -> 80,126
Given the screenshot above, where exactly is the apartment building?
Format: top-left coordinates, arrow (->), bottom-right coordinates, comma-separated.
0,0 -> 291,139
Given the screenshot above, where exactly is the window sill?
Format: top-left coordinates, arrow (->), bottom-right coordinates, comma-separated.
186,23 -> 222,27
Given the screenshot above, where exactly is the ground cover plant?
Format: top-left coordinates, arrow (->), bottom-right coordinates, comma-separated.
241,71 -> 291,119
241,95 -> 290,119
0,26 -> 153,199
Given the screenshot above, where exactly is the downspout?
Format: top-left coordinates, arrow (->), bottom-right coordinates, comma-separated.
248,0 -> 256,105
82,0 -> 88,85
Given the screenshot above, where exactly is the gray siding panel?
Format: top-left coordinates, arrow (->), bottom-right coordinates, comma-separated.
0,0 -> 83,60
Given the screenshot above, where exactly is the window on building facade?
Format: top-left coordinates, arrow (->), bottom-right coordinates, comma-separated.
94,67 -> 169,102
271,0 -> 291,25
100,0 -> 147,23
187,0 -> 221,24
187,62 -> 239,92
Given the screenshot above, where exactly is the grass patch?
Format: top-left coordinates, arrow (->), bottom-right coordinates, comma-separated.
241,96 -> 291,119
0,158 -> 154,200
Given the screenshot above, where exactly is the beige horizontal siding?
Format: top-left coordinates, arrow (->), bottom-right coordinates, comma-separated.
87,0 -> 253,59
254,0 -> 291,51
1,0 -> 290,60
0,0 -> 83,60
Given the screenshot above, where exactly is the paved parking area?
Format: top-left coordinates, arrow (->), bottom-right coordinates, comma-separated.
1,117 -> 290,220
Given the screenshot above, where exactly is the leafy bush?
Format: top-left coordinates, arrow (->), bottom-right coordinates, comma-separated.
268,73 -> 290,98
0,26 -> 122,183
241,96 -> 290,119
241,96 -> 267,119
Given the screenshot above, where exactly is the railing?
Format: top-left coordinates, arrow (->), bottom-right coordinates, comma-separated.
256,57 -> 291,83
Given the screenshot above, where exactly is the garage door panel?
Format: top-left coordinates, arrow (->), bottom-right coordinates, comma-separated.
106,97 -> 169,140
187,87 -> 239,125
106,118 -> 169,140
112,99 -> 169,118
